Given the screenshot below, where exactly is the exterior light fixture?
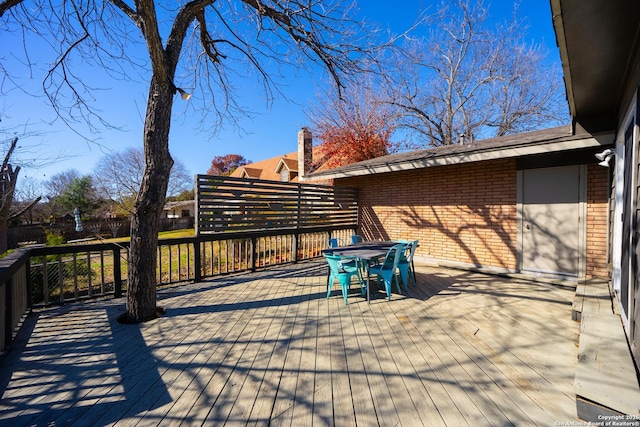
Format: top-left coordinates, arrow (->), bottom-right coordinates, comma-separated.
176,88 -> 191,100
595,148 -> 615,167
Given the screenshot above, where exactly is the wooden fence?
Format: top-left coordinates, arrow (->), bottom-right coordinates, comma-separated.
196,175 -> 358,234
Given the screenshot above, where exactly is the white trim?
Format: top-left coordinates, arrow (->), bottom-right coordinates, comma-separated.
612,90 -> 638,329
579,164 -> 588,278
516,171 -> 524,272
274,159 -> 290,174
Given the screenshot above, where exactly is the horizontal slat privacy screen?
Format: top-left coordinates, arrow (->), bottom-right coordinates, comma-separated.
195,175 -> 358,234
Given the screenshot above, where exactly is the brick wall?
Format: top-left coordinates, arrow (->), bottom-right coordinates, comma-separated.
339,159 -> 518,270
586,164 -> 610,278
337,158 -> 609,279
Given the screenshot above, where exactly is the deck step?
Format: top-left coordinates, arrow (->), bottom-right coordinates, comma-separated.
572,279 -> 612,321
575,310 -> 640,419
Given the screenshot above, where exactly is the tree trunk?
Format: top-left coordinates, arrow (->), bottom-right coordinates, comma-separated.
0,138 -> 20,254
125,77 -> 174,323
0,217 -> 8,255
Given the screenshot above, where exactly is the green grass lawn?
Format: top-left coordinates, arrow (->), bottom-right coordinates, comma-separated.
159,229 -> 195,239
94,228 -> 195,244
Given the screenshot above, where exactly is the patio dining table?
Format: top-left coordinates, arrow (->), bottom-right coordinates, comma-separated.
323,241 -> 398,303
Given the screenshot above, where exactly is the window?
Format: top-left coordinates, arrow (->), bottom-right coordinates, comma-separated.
280,169 -> 289,182
181,209 -> 190,217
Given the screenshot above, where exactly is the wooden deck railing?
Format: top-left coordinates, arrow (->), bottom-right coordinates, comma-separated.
0,225 -> 355,353
0,250 -> 30,355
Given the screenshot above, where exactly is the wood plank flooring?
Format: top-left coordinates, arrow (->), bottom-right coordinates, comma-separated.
0,261 -> 582,426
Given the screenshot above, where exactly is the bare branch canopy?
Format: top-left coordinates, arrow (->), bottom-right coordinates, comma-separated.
1,0 -> 382,322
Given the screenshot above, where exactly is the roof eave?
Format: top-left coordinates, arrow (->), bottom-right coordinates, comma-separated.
305,132 -> 614,181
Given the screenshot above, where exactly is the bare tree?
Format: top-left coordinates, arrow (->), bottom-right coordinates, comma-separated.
94,147 -> 192,214
0,136 -> 21,253
2,0 -> 380,322
0,134 -> 43,252
45,169 -> 80,199
0,112 -> 70,243
0,120 -> 50,252
13,175 -> 44,224
388,0 -> 568,147
41,169 -> 81,219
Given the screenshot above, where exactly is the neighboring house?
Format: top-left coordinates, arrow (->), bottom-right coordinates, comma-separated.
230,128 -> 332,184
308,0 -> 640,419
231,152 -> 302,182
163,200 -> 195,219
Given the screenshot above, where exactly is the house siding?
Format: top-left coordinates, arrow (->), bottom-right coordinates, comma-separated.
337,158 -> 609,279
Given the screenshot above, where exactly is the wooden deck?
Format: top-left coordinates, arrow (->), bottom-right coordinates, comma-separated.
0,261 -> 582,426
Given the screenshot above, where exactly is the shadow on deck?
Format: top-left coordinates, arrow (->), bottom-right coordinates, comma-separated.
0,261 -> 584,426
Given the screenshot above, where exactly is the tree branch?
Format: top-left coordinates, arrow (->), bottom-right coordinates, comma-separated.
9,195 -> 41,221
1,137 -> 18,172
0,0 -> 23,18
132,0 -> 171,85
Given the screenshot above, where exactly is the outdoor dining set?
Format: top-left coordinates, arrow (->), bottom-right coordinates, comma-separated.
323,236 -> 419,304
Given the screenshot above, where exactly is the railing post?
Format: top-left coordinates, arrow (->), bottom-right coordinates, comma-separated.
294,183 -> 301,263
194,240 -> 202,283
4,278 -> 12,351
113,248 -> 122,298
57,255 -> 64,303
43,259 -> 49,305
251,236 -> 257,272
26,256 -> 32,309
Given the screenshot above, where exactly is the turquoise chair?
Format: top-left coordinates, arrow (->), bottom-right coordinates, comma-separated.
369,243 -> 404,300
328,238 -> 344,248
397,240 -> 418,290
351,235 -> 365,244
324,254 -> 365,304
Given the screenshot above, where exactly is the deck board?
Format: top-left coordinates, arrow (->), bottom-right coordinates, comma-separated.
409,276 -> 575,424
0,261 -> 583,426
397,271 -> 578,425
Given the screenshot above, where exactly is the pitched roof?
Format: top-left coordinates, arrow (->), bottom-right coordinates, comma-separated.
275,157 -> 298,173
230,151 -> 298,181
229,146 -> 330,182
239,167 -> 262,179
305,125 -> 614,180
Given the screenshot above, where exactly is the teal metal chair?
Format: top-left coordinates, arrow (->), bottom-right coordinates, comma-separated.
351,235 -> 365,244
397,240 -> 418,290
369,243 -> 404,300
324,254 -> 365,304
328,237 -> 344,248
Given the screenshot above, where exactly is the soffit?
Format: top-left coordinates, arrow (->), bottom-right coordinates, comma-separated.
551,0 -> 640,132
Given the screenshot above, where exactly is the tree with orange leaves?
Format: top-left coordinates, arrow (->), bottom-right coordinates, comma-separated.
309,79 -> 399,169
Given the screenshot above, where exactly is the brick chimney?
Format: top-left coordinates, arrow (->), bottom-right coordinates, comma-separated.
298,127 -> 312,180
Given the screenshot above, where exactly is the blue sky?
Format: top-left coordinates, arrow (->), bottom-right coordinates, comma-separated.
2,1 -> 561,188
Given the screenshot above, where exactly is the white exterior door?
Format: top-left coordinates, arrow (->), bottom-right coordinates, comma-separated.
520,165 -> 584,277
